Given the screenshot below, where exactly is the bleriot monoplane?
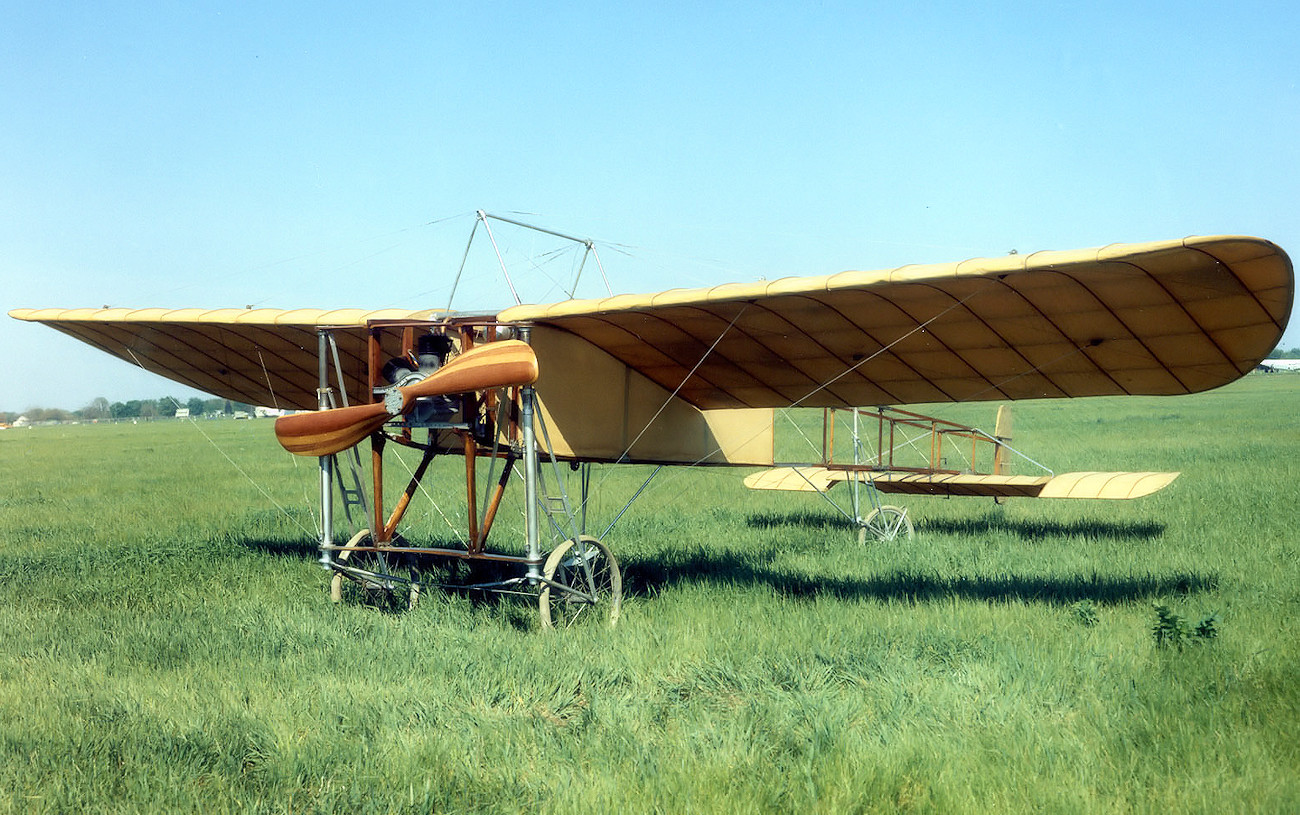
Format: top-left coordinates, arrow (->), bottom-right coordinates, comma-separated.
11,215 -> 1293,627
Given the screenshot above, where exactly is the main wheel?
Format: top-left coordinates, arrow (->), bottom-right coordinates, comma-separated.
857,505 -> 914,543
539,535 -> 622,629
329,529 -> 420,610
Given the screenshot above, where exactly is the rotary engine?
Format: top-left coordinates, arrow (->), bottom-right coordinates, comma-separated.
380,332 -> 458,423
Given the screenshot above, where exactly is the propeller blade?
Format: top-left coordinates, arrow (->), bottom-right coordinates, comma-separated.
274,339 -> 539,457
391,339 -> 539,413
274,402 -> 390,457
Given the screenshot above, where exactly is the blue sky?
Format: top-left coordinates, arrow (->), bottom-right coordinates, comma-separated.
3,1 -> 1297,411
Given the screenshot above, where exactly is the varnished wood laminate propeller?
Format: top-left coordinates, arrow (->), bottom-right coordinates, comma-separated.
274,340 -> 538,457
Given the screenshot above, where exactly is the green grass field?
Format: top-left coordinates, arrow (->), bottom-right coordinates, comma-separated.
2,375 -> 1298,813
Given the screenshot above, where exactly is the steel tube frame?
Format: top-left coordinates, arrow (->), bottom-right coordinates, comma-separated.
317,330 -> 334,565
517,325 -> 542,582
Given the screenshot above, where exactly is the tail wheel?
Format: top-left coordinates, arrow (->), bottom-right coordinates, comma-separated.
858,505 -> 914,543
539,535 -> 622,629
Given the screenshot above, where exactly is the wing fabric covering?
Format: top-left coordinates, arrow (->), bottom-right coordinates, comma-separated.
6,307 -> 444,410
500,236 -> 1293,410
10,236 -> 1292,415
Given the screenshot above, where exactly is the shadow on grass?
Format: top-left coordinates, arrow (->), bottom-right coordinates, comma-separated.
236,538 -> 322,559
234,535 -> 536,627
620,547 -> 1215,606
236,532 -> 1212,611
747,510 -> 1166,541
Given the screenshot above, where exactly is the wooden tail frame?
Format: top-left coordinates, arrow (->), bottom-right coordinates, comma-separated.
818,405 -> 1040,530
822,406 -> 1017,477
314,319 -> 548,583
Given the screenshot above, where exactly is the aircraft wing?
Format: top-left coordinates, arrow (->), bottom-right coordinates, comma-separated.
500,236 -> 1293,409
10,235 -> 1292,420
7,306 -> 445,410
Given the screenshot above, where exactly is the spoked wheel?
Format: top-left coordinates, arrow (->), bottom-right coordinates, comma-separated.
329,529 -> 421,610
539,535 -> 622,629
857,505 -> 914,543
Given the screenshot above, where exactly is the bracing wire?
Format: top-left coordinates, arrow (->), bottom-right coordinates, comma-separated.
584,283 -> 1092,534
778,408 -> 824,458
125,349 -> 318,540
390,444 -> 468,547
615,304 -> 750,464
158,393 -> 318,540
256,350 -> 281,411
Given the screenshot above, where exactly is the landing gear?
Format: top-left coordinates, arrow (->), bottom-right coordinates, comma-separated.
312,322 -> 626,630
857,505 -> 914,543
539,535 -> 622,629
328,529 -> 421,611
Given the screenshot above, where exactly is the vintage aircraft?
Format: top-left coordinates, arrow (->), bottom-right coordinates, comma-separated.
10,219 -> 1294,627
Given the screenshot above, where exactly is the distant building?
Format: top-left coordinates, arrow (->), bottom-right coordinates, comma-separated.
174,407 -> 190,418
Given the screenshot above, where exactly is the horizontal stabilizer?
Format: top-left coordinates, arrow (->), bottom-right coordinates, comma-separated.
744,468 -> 1179,499
743,467 -> 838,492
1036,471 -> 1179,499
869,472 -> 1053,498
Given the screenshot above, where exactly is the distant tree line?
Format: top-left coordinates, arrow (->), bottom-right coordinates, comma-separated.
2,396 -> 255,426
5,345 -> 1298,425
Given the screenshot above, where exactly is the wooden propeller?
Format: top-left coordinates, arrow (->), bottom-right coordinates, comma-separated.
274,339 -> 539,457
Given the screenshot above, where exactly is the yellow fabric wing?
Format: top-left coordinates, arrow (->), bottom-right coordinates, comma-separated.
7,307 -> 444,410
501,236 -> 1292,409
11,236 -> 1292,419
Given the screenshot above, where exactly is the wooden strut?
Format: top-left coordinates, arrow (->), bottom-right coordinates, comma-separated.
818,406 -> 1031,476
382,446 -> 437,542
367,321 -> 391,547
458,331 -> 479,551
477,456 -> 517,553
464,429 -> 479,550
372,435 -> 387,543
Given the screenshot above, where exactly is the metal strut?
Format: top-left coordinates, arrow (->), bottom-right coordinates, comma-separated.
518,326 -> 542,582
317,331 -> 333,564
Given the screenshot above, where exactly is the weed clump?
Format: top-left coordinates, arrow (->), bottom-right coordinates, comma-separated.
1152,602 -> 1219,650
1072,600 -> 1099,627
